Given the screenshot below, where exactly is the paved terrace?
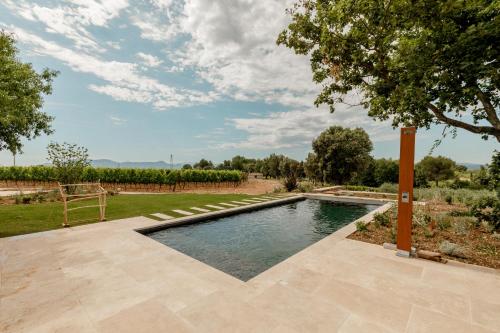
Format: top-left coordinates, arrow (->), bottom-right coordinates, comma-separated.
1,206 -> 499,332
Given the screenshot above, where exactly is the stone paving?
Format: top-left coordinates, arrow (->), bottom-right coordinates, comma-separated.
1,203 -> 499,332
150,213 -> 174,220
172,209 -> 195,216
204,204 -> 225,210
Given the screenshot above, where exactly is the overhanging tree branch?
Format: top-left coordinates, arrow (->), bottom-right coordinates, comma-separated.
427,102 -> 500,142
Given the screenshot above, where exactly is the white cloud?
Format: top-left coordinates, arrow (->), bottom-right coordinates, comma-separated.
3,0 -> 129,52
109,115 -> 127,126
136,52 -> 163,67
220,106 -> 398,150
10,26 -> 217,110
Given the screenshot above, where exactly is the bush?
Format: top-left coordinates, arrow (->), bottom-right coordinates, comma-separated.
439,241 -> 467,258
282,175 -> 298,192
435,214 -> 452,230
445,195 -> 453,205
297,181 -> 314,193
356,221 -> 368,232
373,212 -> 390,227
469,196 -> 500,232
378,182 -> 398,193
413,208 -> 431,227
452,217 -> 476,235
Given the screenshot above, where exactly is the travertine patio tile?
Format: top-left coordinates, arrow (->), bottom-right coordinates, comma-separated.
230,200 -> 250,205
248,284 -> 350,332
471,297 -> 500,331
151,212 -> 175,220
406,306 -> 495,333
1,214 -> 499,333
314,278 -> 412,333
172,209 -> 195,216
218,202 -> 238,207
204,204 -> 225,210
97,298 -> 193,333
189,206 -> 211,213
337,315 -> 394,333
179,290 -> 279,333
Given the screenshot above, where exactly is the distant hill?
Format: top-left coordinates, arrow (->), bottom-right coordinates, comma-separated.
90,159 -> 187,169
458,163 -> 483,171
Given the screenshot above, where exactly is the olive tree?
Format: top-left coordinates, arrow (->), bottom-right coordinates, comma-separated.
0,31 -> 58,154
278,1 -> 500,141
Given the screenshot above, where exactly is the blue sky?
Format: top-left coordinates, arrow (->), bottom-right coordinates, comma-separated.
0,0 -> 497,166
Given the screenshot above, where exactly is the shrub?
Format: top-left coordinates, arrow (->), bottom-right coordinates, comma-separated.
22,196 -> 31,204
297,181 -> 314,193
413,208 -> 431,227
469,196 -> 500,232
439,241 -> 467,258
356,221 -> 368,232
373,212 -> 390,227
452,217 -> 476,235
445,195 -> 453,205
282,175 -> 298,192
435,214 -> 452,230
378,182 -> 398,193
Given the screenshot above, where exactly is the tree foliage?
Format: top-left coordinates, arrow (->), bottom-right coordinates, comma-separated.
47,142 -> 90,186
416,155 -> 456,186
278,0 -> 500,141
0,31 -> 58,153
193,159 -> 214,170
308,126 -> 373,184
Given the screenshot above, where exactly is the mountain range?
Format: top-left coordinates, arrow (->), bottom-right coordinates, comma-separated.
90,159 -> 188,169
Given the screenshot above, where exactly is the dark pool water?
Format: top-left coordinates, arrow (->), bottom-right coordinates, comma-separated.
147,199 -> 379,281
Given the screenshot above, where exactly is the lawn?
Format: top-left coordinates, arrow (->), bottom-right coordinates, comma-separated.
0,193 -> 254,238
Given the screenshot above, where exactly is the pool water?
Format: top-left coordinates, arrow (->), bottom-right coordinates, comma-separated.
147,199 -> 379,281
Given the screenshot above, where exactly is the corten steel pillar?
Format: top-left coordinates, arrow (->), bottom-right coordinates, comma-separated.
396,127 -> 416,257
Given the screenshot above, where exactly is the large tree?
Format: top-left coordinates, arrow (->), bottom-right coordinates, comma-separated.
0,31 -> 58,154
416,155 -> 456,186
311,126 -> 373,184
278,0 -> 500,141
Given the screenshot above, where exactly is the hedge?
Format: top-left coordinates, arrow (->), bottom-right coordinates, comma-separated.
0,166 -> 245,185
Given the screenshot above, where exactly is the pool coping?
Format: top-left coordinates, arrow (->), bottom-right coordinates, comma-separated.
135,193 -> 392,236
134,195 -> 307,234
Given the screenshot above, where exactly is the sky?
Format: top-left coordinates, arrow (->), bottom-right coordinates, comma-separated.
0,0 -> 497,166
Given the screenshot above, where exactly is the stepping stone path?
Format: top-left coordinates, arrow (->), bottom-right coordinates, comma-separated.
241,199 -> 262,203
172,209 -> 195,216
231,201 -> 249,205
218,203 -> 238,207
151,213 -> 175,220
261,196 -> 275,200
190,207 -> 211,213
250,198 -> 267,201
205,204 -> 225,210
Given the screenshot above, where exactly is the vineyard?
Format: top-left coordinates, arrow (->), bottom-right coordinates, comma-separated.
0,166 -> 246,191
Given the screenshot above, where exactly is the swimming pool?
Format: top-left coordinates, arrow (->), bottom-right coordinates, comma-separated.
147,199 -> 380,281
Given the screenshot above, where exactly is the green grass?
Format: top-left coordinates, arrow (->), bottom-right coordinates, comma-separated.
0,193 -> 255,238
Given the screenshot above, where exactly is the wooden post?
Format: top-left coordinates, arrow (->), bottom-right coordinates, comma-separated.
397,127 -> 416,257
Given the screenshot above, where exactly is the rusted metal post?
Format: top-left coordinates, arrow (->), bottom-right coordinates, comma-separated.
397,127 -> 416,257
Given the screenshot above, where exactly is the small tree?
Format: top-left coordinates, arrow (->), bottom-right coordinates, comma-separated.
0,31 -> 58,154
193,159 -> 214,170
312,126 -> 373,184
416,156 -> 456,187
47,142 -> 90,187
182,164 -> 192,170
